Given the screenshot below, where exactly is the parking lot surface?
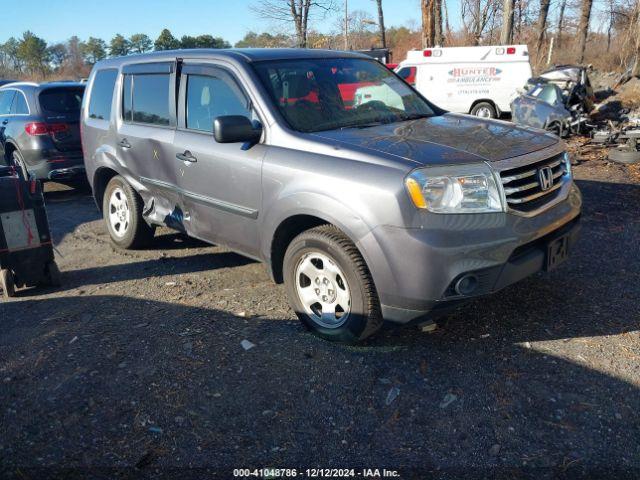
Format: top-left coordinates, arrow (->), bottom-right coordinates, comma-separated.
1,151 -> 639,478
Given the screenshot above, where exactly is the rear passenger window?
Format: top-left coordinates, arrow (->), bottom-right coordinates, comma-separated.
0,90 -> 16,115
11,92 -> 29,114
88,69 -> 118,120
122,73 -> 170,126
186,75 -> 250,132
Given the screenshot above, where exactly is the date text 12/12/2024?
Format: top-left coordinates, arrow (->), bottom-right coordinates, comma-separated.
233,468 -> 401,478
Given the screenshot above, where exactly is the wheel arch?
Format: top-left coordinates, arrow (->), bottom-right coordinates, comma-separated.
265,196 -> 375,285
4,140 -> 18,160
92,166 -> 120,212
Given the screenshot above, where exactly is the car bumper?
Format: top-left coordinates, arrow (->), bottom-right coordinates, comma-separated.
25,152 -> 86,181
357,182 -> 583,324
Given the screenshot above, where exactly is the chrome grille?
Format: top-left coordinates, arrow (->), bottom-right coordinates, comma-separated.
499,153 -> 569,213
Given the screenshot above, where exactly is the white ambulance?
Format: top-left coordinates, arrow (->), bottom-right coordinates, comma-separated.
393,45 -> 533,118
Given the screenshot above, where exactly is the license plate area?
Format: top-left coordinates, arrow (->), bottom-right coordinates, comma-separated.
546,233 -> 570,271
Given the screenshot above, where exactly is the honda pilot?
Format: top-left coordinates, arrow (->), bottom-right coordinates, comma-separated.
81,49 -> 581,343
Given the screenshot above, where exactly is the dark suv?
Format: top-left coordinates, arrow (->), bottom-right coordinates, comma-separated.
0,82 -> 86,184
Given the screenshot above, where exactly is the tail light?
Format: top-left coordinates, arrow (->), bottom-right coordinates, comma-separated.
423,49 -> 433,57
506,47 -> 516,55
25,122 -> 69,136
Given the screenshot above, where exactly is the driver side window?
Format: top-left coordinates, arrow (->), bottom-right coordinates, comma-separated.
186,74 -> 251,132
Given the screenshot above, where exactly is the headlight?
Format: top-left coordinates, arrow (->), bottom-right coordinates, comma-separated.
405,164 -> 504,213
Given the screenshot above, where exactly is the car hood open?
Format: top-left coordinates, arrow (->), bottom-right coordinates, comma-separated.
310,113 -> 558,165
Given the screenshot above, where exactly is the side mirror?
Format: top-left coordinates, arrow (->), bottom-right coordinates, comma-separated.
213,115 -> 262,144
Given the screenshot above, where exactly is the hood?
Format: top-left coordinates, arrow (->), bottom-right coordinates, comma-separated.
310,113 -> 558,165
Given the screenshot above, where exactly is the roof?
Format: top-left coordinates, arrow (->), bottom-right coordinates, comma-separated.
94,48 -> 371,68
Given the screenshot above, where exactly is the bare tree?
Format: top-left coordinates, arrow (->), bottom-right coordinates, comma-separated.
500,0 -> 516,44
535,0 -> 552,54
632,1 -> 640,76
422,0 -> 436,47
252,0 -> 335,48
443,0 -> 452,39
461,0 -> 501,45
556,0 -> 566,48
434,0 -> 444,45
576,0 -> 594,63
373,0 -> 386,48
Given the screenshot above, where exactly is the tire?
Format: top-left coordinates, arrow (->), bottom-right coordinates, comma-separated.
608,146 -> 640,164
46,261 -> 62,287
283,225 -> 383,343
1,269 -> 16,298
11,150 -> 29,180
470,102 -> 497,119
103,176 -> 155,249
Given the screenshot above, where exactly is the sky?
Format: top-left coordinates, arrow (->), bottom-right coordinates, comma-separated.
3,0 -> 429,46
4,0 -> 610,47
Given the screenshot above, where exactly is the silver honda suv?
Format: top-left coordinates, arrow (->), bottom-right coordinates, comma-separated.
81,49 -> 581,343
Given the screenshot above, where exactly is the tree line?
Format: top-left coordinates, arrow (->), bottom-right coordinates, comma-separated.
252,0 -> 640,74
2,0 -> 639,81
0,29 -> 231,80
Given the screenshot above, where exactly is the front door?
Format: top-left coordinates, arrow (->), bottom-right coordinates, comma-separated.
172,63 -> 266,257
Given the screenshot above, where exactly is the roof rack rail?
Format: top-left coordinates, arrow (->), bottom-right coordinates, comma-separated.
1,81 -> 39,88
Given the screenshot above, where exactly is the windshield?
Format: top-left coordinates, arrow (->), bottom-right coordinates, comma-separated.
253,58 -> 436,133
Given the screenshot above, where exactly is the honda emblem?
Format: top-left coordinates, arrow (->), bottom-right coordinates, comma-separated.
538,166 -> 554,191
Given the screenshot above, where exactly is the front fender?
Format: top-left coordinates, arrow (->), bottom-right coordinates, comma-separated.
259,191 -> 396,293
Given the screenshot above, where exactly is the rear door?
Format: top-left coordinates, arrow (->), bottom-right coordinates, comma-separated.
37,86 -> 84,154
117,61 -> 183,228
172,62 -> 266,256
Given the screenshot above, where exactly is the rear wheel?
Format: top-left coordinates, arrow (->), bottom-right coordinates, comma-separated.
1,269 -> 16,298
11,150 -> 29,180
103,176 -> 155,249
283,225 -> 383,343
470,102 -> 497,119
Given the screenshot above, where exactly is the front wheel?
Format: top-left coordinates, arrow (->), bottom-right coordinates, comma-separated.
103,176 -> 155,249
470,102 -> 497,119
283,225 -> 383,343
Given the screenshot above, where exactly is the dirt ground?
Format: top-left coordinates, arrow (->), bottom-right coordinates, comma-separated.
1,143 -> 639,479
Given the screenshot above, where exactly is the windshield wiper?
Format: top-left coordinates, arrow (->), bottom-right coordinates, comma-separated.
339,120 -> 389,130
398,113 -> 431,121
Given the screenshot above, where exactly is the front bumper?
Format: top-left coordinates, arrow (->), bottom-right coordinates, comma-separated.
358,182 -> 582,324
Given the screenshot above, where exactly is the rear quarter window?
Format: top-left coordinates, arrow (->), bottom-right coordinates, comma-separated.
11,92 -> 29,114
88,69 -> 118,120
0,90 -> 16,115
39,87 -> 84,115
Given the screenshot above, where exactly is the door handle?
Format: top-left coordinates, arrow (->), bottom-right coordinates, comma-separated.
176,151 -> 197,163
2,120 -> 8,125
119,138 -> 131,149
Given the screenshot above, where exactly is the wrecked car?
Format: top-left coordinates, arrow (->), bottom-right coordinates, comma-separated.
511,65 -> 595,137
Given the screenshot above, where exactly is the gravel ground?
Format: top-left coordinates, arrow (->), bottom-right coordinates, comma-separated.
1,146 -> 639,479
